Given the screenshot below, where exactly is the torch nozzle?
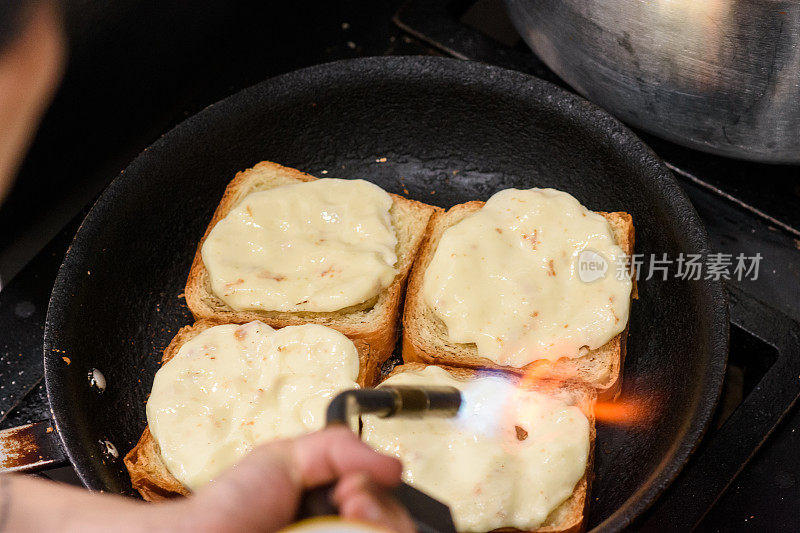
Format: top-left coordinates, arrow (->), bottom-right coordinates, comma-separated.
325,386 -> 462,426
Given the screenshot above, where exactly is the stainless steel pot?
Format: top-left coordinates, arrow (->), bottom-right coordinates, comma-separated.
505,0 -> 800,163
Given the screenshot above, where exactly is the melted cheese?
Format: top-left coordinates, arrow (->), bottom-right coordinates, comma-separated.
202,178 -> 398,313
147,321 -> 360,489
362,367 -> 590,532
422,188 -> 632,366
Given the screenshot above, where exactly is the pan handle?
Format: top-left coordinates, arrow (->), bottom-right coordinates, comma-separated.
0,214 -> 82,474
0,420 -> 68,472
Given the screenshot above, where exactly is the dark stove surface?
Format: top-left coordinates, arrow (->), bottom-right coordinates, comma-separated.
0,1 -> 799,531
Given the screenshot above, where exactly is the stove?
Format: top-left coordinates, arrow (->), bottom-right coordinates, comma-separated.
0,1 -> 799,530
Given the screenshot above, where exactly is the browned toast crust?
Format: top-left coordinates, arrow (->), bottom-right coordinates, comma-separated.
124,320 -> 373,501
184,161 -> 439,386
382,362 -> 595,533
402,202 -> 635,401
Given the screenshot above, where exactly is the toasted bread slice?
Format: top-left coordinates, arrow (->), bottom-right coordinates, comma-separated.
402,201 -> 634,400
380,362 -> 595,533
185,161 -> 439,386
124,320 -> 374,501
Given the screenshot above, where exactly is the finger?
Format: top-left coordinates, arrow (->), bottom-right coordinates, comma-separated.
335,477 -> 416,533
189,442 -> 300,532
184,427 -> 403,533
332,472 -> 372,505
287,426 -> 403,489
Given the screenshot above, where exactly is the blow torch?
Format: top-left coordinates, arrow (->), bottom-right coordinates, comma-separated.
296,385 -> 463,533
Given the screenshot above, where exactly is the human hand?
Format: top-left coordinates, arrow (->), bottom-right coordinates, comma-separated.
0,427 -> 414,533
183,426 -> 415,533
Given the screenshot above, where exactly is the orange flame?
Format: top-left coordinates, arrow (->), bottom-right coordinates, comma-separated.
594,399 -> 650,425
514,359 -> 659,427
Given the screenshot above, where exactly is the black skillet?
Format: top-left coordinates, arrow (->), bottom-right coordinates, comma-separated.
4,57 -> 728,531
